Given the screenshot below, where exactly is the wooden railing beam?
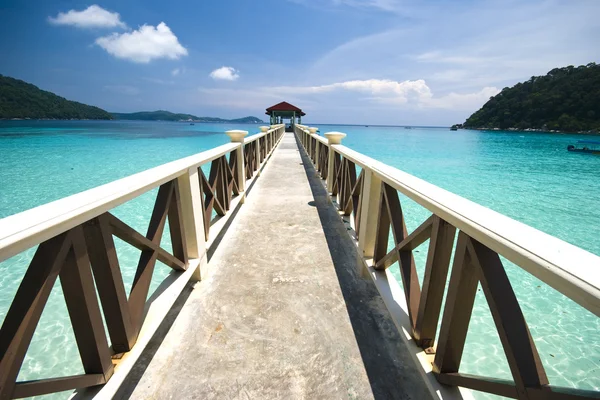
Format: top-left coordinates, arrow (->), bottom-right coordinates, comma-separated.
13,374 -> 106,399
468,238 -> 549,396
433,232 -> 477,374
375,214 -> 434,270
225,130 -> 247,203
60,228 -> 114,380
436,372 -> 518,398
414,216 -> 456,348
107,213 -> 186,271
84,215 -> 135,352
0,232 -> 72,400
381,183 -> 421,328
128,182 -> 173,336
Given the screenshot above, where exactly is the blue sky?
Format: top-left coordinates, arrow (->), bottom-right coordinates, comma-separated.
1,0 -> 599,125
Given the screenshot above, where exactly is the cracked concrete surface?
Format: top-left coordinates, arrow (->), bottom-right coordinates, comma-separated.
119,133 -> 432,400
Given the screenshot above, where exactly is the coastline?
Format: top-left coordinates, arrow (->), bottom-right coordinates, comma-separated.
461,126 -> 600,135
0,117 -> 264,123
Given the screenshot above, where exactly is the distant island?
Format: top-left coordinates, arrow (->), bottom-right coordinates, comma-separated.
111,111 -> 263,124
463,62 -> 600,133
0,75 -> 112,120
0,75 -> 264,124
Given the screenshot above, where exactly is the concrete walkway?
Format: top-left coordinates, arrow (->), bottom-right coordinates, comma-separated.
117,133 -> 431,400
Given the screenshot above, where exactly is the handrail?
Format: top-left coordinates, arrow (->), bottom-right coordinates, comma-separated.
244,124 -> 284,144
314,135 -> 328,145
294,124 -> 600,400
335,143 -> 600,316
0,124 -> 286,399
296,128 -> 600,316
0,142 -> 240,262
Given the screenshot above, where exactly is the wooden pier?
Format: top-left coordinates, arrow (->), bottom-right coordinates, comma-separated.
0,117 -> 599,400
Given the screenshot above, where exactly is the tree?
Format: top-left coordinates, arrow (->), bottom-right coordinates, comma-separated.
0,75 -> 112,120
464,63 -> 600,132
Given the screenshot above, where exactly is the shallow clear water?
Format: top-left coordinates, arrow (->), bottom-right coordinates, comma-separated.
0,121 -> 598,398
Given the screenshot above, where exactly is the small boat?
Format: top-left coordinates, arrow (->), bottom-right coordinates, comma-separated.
567,140 -> 600,155
405,126 -> 412,129
450,126 -> 458,131
190,123 -> 195,125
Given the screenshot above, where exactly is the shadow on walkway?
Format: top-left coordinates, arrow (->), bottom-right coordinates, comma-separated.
294,135 -> 432,400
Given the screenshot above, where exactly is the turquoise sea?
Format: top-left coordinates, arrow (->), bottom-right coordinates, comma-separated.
0,120 -> 599,398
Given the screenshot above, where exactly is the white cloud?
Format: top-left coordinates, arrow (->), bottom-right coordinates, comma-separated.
48,5 -> 126,29
197,78 -> 495,113
171,68 -> 181,76
95,22 -> 188,63
269,79 -> 433,104
209,66 -> 240,81
273,79 -> 498,110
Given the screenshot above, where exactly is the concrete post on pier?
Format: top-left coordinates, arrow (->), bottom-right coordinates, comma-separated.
309,127 -> 319,169
357,169 -> 383,277
258,126 -> 269,176
304,129 -> 311,159
324,132 -> 346,195
177,167 -> 208,281
226,130 -> 248,203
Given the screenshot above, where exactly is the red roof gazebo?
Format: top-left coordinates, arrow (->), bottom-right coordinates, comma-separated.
265,102 -> 305,129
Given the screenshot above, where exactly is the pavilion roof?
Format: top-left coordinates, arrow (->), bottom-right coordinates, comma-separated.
265,101 -> 306,116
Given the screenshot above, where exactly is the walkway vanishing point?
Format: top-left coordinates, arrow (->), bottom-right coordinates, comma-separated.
0,118 -> 599,400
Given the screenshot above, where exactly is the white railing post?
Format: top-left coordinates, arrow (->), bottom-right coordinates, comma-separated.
309,127 -> 319,168
177,167 -> 208,281
226,130 -> 248,203
304,129 -> 310,156
357,169 -> 383,277
324,132 -> 346,195
258,126 -> 269,175
270,125 -> 277,148
256,136 -> 262,173
305,128 -> 309,149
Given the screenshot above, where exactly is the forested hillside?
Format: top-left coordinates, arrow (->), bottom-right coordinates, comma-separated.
112,111 -> 263,123
0,75 -> 112,120
464,63 -> 600,132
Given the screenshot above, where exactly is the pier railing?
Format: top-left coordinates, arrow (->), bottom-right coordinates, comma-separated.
295,125 -> 600,400
0,125 -> 284,399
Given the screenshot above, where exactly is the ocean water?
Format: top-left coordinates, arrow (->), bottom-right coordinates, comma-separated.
0,121 -> 598,398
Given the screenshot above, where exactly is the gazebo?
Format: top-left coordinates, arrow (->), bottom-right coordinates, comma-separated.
265,102 -> 305,131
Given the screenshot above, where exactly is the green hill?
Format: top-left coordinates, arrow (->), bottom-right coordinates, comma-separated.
112,110 -> 200,121
464,63 -> 600,132
112,111 -> 263,124
228,116 -> 263,124
0,75 -> 112,120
